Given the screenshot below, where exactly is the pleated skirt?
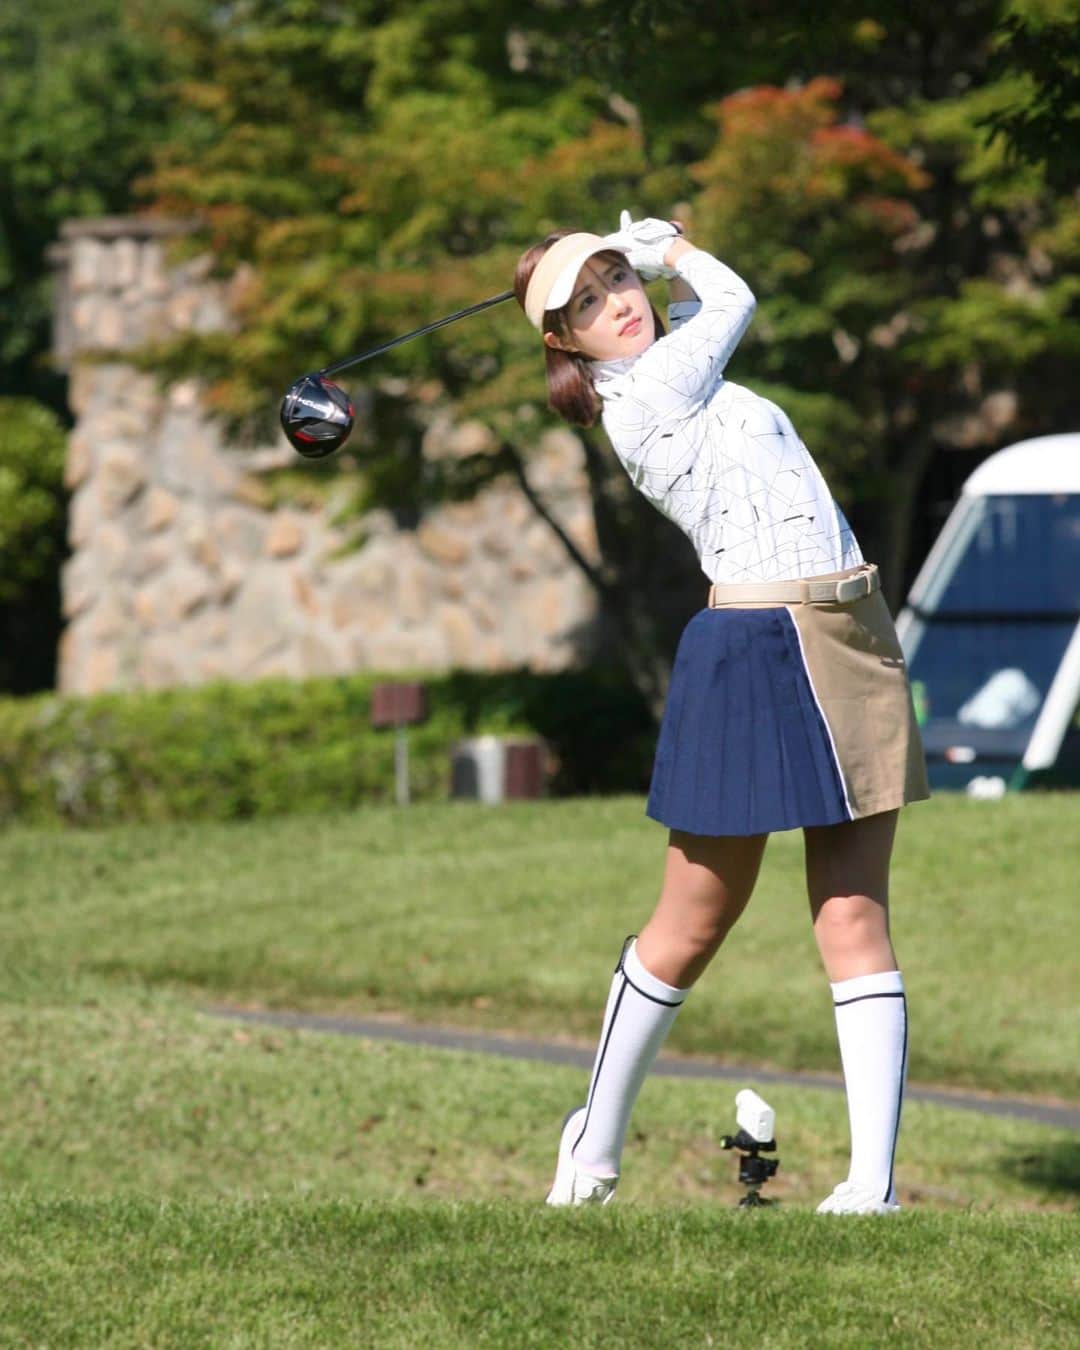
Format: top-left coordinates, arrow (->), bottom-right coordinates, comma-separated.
646,590 -> 930,837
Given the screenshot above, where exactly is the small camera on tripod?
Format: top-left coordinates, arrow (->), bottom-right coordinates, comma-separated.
720,1089 -> 779,1207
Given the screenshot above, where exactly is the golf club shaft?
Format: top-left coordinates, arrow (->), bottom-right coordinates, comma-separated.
320,290 -> 515,378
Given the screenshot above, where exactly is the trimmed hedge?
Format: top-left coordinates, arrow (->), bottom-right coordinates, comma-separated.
0,668 -> 656,827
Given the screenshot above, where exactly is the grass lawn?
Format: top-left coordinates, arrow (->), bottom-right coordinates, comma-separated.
3,1201 -> 1076,1348
3,794 -> 1077,1096
1,795 -> 1077,1345
2,988 -> 1077,1209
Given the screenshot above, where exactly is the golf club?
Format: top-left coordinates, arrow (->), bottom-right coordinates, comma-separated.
280,289 -> 514,458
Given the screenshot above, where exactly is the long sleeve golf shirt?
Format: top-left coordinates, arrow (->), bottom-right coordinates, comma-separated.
592,248 -> 863,585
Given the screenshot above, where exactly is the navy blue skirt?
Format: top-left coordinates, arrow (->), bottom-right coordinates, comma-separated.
647,606 -> 855,837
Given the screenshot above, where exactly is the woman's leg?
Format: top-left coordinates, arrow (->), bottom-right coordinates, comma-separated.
805,808 -> 898,980
637,828 -> 770,987
804,809 -> 907,1211
551,830 -> 767,1203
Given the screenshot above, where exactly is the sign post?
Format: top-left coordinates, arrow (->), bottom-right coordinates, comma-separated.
370,683 -> 428,806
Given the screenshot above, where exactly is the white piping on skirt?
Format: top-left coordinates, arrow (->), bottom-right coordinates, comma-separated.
785,606 -> 855,821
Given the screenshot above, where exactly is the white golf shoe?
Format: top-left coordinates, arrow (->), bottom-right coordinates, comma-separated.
545,1107 -> 618,1207
816,1180 -> 901,1215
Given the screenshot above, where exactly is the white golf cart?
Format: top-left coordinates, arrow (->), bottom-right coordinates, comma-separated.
896,433 -> 1080,794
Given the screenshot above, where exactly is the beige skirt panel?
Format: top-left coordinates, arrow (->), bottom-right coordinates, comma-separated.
786,589 -> 930,819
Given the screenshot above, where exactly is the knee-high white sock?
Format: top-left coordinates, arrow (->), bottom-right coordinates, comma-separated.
572,937 -> 688,1176
831,969 -> 908,1203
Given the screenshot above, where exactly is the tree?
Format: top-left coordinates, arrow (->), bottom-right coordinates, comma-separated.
862,12 -> 1080,580
516,0 -> 1079,580
136,0 -> 705,705
0,2 -> 204,692
0,399 -> 67,692
979,0 -> 1080,193
0,0 -> 185,408
689,80 -> 931,580
7,0 -> 1075,700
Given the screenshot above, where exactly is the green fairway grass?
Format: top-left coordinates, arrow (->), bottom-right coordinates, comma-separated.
0,1200 -> 1075,1348
4,1204 -> 1074,1350
2,795 -> 1077,1344
2,987 -> 1076,1211
2,989 -> 1076,1344
3,795 -> 1077,1097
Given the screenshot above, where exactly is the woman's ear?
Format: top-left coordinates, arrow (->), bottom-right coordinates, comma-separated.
543,329 -> 578,354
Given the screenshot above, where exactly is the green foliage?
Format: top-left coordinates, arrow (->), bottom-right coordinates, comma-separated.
3,0 -> 1078,700
0,3 -> 195,693
0,398 -> 67,603
131,2 -> 1079,602
868,49 -> 1080,442
980,0 -> 1080,193
0,677 -> 451,826
910,274 -> 1080,370
0,667 -> 655,826
139,0 -> 641,444
690,80 -> 930,502
0,1 -> 180,396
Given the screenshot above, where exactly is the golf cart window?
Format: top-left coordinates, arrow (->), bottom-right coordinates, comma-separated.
930,493 -> 1080,614
905,492 -> 1080,758
908,619 -> 1076,753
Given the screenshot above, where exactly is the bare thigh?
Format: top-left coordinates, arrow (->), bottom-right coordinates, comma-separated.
636,829 -> 769,988
804,809 -> 899,982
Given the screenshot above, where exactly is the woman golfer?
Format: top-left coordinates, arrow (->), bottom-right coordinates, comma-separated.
514,213 -> 929,1214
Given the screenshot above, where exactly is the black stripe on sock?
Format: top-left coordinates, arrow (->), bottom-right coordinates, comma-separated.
885,993 -> 908,1203
833,990 -> 905,1009
574,975 -> 627,1155
618,934 -> 685,1007
621,970 -> 685,1008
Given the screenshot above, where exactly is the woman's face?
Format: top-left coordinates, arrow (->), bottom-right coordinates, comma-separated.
544,254 -> 655,362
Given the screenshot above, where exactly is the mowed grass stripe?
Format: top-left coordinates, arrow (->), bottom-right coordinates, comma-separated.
2,796 -> 1077,1097
3,990 -> 1076,1211
206,1004 -> 1080,1130
1,1200 -> 1076,1348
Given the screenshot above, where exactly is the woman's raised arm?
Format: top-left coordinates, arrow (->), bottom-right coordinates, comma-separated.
612,241 -> 756,424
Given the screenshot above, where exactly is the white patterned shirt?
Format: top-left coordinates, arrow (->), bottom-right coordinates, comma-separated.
591,248 -> 863,584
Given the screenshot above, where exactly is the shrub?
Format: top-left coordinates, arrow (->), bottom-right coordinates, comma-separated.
0,668 -> 656,827
0,398 -> 68,694
0,398 -> 67,606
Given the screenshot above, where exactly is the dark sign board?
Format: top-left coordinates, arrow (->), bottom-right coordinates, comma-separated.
370,682 -> 428,729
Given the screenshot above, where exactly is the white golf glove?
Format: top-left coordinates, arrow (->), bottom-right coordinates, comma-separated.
602,210 -> 681,279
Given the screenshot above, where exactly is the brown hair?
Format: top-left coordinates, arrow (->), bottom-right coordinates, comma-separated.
514,231 -> 664,429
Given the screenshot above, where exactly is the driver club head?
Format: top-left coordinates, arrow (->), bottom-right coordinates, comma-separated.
280,374 -> 354,458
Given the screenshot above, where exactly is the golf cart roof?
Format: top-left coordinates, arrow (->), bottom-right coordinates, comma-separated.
963,433 -> 1080,496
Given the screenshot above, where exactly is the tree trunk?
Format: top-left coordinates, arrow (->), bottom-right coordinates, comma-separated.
875,432 -> 941,612
501,433 -> 701,720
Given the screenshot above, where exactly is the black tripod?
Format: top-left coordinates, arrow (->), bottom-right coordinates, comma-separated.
720,1128 -> 780,1207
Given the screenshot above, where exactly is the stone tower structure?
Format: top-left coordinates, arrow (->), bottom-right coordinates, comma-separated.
49,218 -> 601,694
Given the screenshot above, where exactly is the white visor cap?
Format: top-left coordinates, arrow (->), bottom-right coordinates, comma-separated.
524,232 -> 630,331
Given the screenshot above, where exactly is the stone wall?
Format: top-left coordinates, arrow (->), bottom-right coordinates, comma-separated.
50,218 -> 601,694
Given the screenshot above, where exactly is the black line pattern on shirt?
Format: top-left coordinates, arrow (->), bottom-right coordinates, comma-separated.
594,251 -> 862,585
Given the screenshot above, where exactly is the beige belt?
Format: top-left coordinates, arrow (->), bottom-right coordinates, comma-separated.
707,564 -> 880,608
